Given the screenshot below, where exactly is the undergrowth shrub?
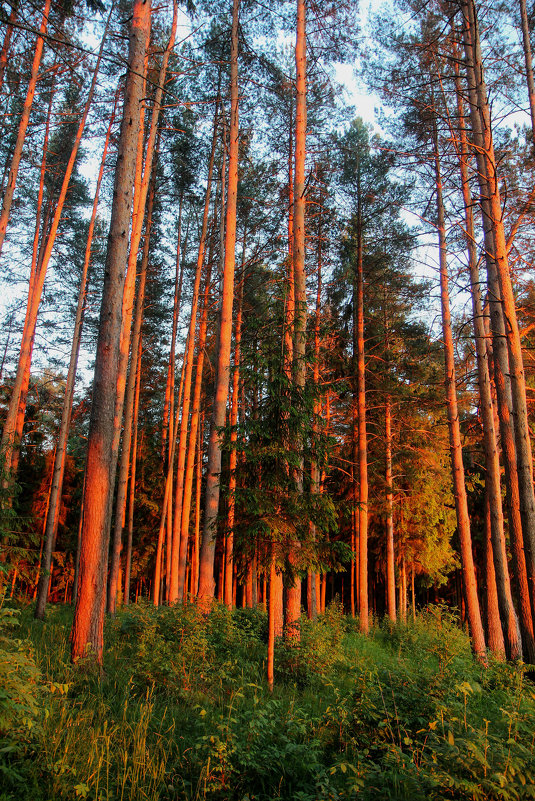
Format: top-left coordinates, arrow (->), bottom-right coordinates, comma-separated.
0,600 -> 41,799
3,601 -> 534,800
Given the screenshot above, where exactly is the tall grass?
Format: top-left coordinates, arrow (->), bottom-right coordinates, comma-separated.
1,599 -> 534,800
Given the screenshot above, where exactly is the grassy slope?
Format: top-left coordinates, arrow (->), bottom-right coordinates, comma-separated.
1,600 -> 535,800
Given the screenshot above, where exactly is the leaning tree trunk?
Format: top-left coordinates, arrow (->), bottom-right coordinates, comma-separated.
70,0 -> 151,665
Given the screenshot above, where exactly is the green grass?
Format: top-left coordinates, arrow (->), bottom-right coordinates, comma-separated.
1,599 -> 535,800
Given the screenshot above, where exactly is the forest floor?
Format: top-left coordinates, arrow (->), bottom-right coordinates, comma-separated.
1,599 -> 535,800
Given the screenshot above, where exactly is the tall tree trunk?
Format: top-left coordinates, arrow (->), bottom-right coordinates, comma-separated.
431,111 -> 487,663
356,169 -> 369,635
34,94 -> 118,621
108,137 -> 157,614
70,0 -> 151,665
461,0 -> 535,627
0,0 -> 17,96
171,105 -> 219,604
108,6 -> 177,612
286,0 -> 307,637
9,76 -> 56,480
385,395 -> 396,623
519,0 -> 535,139
224,261 -> 245,608
308,203 -> 322,621
450,55 -> 522,660
197,0 -> 240,603
0,0 -> 51,261
458,26 -> 535,658
124,333 -> 142,606
0,14 -> 109,487
162,195 -> 184,463
485,491 -> 506,659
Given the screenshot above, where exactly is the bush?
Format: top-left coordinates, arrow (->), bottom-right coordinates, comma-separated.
0,599 -> 41,798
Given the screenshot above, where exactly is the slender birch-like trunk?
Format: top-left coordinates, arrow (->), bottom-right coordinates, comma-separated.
178,237 -> 214,600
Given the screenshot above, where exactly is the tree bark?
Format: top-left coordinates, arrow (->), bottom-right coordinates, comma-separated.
461,0 -> 535,649
431,111 -> 487,663
286,0 -> 307,638
124,333 -> 142,606
70,0 -> 151,665
0,0 -> 51,261
485,491 -> 506,659
1,14 -> 109,489
385,395 -> 396,623
224,263 -> 244,608
451,54 -> 522,659
197,0 -> 240,603
519,0 -> 535,139
356,167 -> 369,635
171,107 -> 219,605
34,92 -> 118,621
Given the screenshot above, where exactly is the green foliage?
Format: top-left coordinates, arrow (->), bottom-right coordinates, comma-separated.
0,599 -> 41,797
2,602 -> 534,800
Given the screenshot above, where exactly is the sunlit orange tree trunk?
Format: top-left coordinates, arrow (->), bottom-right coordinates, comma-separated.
286,0 -> 307,638
172,105 -> 220,605
34,91 -> 118,621
0,0 -> 51,261
197,0 -> 240,603
460,0 -> 535,647
70,0 -> 151,665
431,109 -> 486,663
449,50 -> 521,659
0,16 -> 109,489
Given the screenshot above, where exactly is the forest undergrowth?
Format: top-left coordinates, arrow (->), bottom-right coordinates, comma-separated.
1,599 -> 535,801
